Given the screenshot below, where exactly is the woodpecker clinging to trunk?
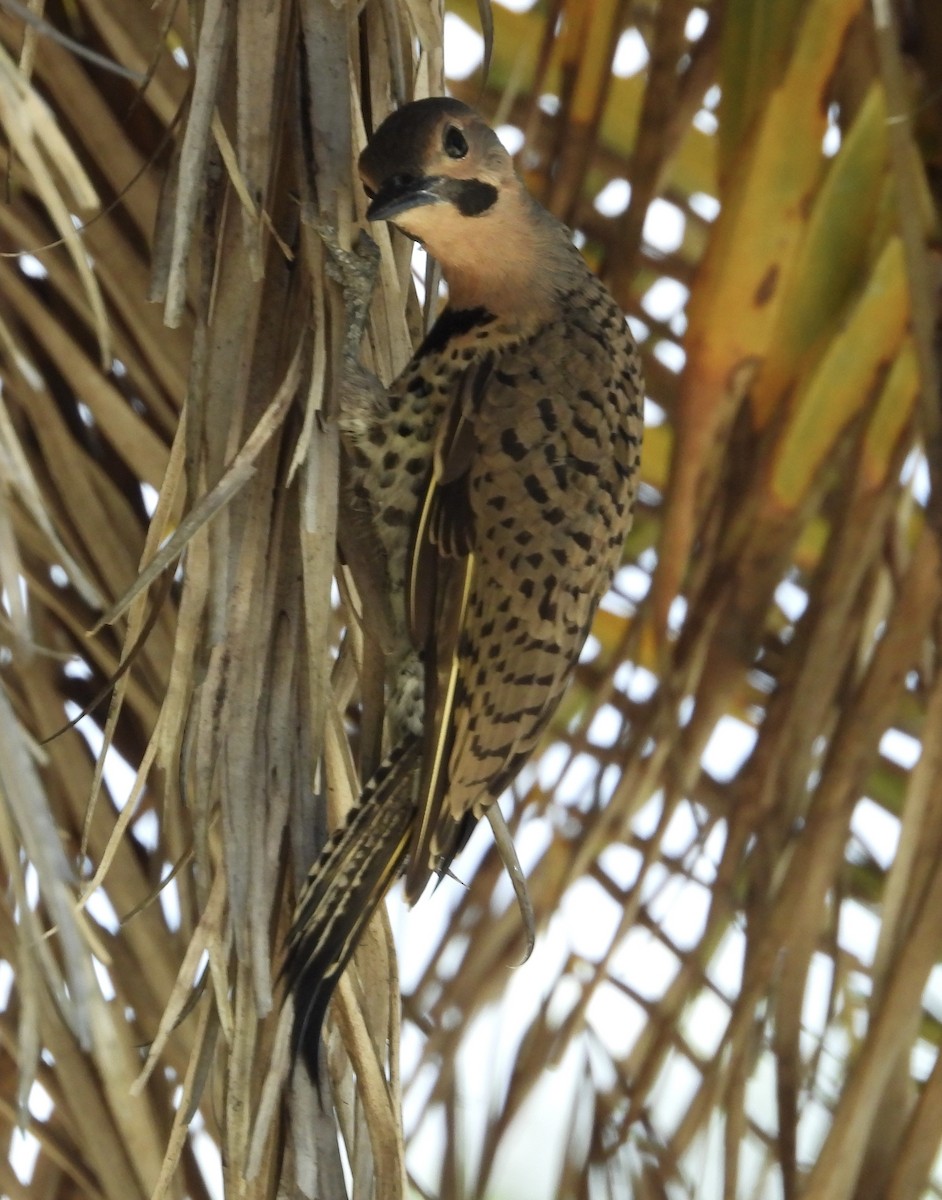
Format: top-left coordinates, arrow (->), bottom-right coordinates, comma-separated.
285,97 -> 643,1071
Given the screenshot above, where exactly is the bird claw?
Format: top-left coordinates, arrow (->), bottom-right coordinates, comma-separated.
353,227 -> 381,272
313,221 -> 380,357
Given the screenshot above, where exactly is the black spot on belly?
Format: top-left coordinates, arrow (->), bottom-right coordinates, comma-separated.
524,474 -> 549,503
501,429 -> 527,462
538,398 -> 558,431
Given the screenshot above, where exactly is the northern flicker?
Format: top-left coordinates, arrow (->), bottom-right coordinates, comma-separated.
286,97 -> 643,1070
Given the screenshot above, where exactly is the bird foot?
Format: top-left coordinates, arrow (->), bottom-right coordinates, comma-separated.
313,221 -> 380,358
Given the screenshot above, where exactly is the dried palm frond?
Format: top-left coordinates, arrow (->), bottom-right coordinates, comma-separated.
1,0 -> 942,1199
0,1 -> 442,1196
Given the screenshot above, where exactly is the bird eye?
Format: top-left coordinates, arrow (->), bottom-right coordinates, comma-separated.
443,125 -> 469,159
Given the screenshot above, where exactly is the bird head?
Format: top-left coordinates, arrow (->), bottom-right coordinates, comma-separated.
359,98 -> 512,232
359,98 -> 572,316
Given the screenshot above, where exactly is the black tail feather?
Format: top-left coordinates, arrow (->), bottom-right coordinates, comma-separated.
284,736 -> 421,1078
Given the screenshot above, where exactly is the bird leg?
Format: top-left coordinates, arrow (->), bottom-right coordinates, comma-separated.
311,221 -> 391,450
313,221 -> 381,361
313,222 -> 412,738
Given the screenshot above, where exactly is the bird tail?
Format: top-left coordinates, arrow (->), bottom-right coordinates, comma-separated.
284,735 -> 420,1076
